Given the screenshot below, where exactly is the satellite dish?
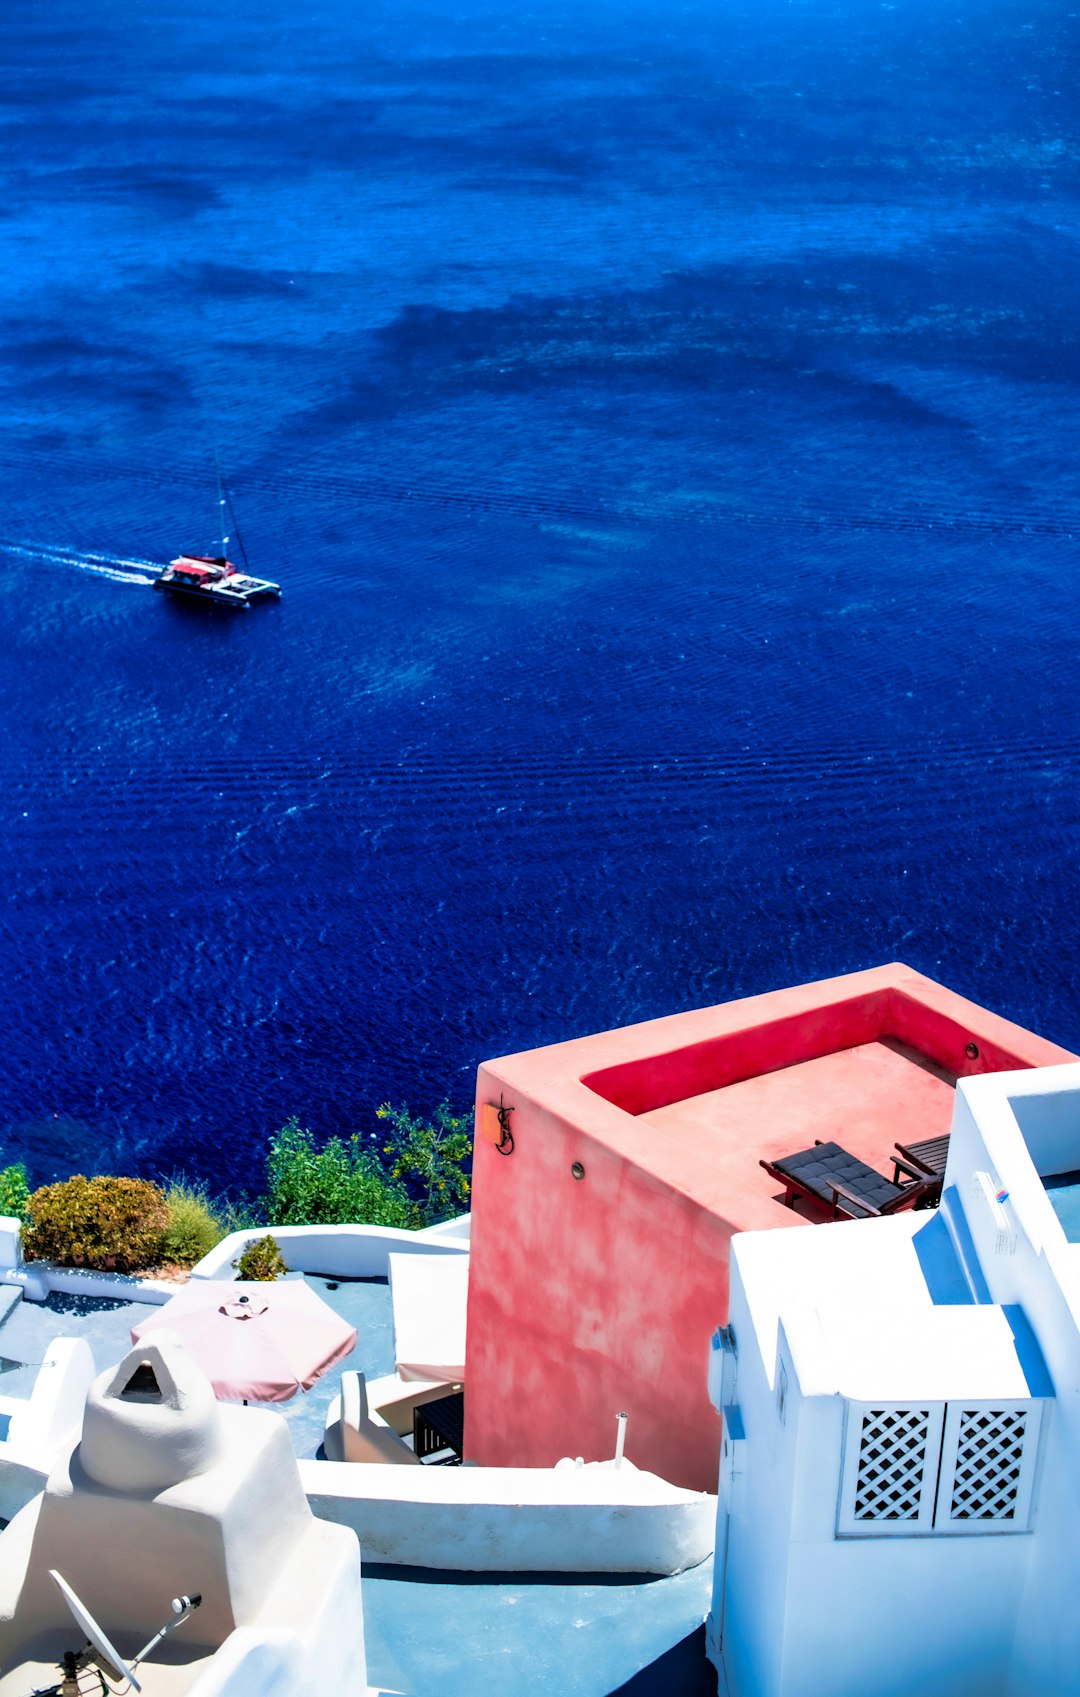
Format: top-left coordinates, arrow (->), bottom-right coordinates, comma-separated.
49,1569 -> 141,1692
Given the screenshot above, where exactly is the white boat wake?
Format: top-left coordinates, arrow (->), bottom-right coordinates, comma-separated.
0,540 -> 161,585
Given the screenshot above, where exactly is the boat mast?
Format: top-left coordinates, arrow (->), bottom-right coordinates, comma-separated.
214,451 -> 229,561
213,449 -> 251,575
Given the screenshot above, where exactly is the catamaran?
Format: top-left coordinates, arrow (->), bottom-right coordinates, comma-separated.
154,460 -> 281,609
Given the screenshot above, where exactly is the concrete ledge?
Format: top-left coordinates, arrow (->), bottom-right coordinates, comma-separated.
0,1217 -> 471,1301
190,1219 -> 471,1283
0,1338 -> 95,1521
300,1459 -> 715,1575
0,1263 -> 178,1305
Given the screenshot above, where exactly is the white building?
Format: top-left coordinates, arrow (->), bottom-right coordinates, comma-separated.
707,1060 -> 1080,1697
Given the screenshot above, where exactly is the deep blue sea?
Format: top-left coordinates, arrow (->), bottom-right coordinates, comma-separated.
1,0 -> 1078,1195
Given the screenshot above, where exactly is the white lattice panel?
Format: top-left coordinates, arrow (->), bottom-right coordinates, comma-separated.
837,1403 -> 943,1536
935,1402 -> 1043,1534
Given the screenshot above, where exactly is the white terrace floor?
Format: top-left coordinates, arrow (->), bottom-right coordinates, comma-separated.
0,1284 -> 716,1697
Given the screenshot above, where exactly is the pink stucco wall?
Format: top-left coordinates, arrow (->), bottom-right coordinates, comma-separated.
463,965 -> 1076,1493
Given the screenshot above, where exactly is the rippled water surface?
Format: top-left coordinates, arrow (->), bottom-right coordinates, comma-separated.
2,0 -> 1078,1190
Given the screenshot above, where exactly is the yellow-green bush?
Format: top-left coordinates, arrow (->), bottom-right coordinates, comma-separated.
160,1180 -> 231,1266
234,1233 -> 288,1281
23,1174 -> 169,1272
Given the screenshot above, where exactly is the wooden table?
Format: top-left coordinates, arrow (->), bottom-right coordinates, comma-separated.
413,1391 -> 465,1463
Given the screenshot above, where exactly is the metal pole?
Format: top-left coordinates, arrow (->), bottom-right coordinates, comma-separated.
614,1411 -> 628,1468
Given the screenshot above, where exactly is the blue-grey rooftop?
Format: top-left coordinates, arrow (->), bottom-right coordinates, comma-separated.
0,1277 -> 395,1458
0,1283 -> 716,1696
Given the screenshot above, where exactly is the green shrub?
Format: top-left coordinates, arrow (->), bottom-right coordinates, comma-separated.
376,1101 -> 471,1225
264,1118 -> 413,1228
23,1174 -> 169,1272
234,1233 -> 288,1281
160,1179 -> 231,1267
0,1163 -> 30,1223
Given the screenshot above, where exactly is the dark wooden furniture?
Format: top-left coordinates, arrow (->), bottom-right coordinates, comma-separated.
760,1139 -> 939,1221
893,1134 -> 950,1186
413,1391 -> 465,1463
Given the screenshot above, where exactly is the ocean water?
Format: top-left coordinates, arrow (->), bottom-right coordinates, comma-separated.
1,0 -> 1078,1193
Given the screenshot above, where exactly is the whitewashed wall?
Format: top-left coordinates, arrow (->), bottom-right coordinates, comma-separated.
0,1338 -> 96,1518
713,1066 -> 1080,1697
951,1067 -> 1080,1697
713,1233 -> 1039,1697
301,1457 -> 714,1574
190,1217 -> 471,1282
0,1215 -> 471,1303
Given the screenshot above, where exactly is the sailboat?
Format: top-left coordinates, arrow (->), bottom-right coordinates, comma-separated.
154,459 -> 281,609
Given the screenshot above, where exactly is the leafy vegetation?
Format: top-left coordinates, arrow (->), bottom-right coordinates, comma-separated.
264,1104 -> 470,1231
3,1097 -> 470,1270
376,1101 -> 471,1224
22,1174 -> 170,1272
234,1233 -> 288,1281
264,1118 -> 413,1228
0,1162 -> 30,1223
160,1178 -> 235,1267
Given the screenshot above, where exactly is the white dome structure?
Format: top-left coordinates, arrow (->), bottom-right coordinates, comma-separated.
79,1334 -> 225,1493
0,1338 -> 365,1697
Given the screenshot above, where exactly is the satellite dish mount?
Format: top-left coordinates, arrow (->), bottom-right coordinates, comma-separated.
41,1569 -> 204,1696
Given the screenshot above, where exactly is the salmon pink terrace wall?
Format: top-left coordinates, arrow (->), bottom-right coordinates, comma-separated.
464,965 -> 1075,1493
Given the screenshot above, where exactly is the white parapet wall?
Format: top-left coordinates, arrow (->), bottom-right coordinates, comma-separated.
0,1216 -> 471,1303
300,1457 -> 715,1575
190,1217 -> 471,1283
0,1261 -> 180,1305
0,1337 -> 96,1521
0,1221 -> 20,1270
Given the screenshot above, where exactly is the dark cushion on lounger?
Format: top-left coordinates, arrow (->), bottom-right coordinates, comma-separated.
772,1141 -> 902,1217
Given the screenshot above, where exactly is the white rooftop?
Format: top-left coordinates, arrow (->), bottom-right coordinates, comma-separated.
734,1201 -> 1052,1404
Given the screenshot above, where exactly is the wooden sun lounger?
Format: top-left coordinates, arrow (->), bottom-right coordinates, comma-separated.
892,1134 -> 950,1187
760,1139 -> 940,1221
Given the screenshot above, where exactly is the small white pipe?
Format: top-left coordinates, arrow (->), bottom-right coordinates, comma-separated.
614,1411 -> 628,1469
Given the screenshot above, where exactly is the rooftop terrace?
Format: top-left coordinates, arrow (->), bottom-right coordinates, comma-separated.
0,1282 -> 715,1697
554,962 -> 1076,1228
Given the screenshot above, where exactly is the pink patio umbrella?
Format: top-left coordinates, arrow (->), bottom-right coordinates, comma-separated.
130,1280 -> 357,1404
